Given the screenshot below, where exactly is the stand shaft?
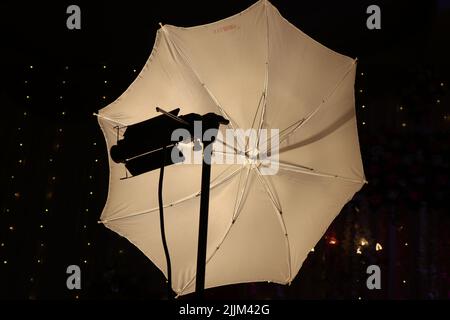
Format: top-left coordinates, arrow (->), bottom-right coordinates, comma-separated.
195,141 -> 213,298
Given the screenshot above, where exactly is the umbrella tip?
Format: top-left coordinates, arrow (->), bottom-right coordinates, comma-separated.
159,22 -> 164,28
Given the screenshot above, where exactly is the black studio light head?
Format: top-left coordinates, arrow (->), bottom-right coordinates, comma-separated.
110,107 -> 229,177
110,108 -> 188,176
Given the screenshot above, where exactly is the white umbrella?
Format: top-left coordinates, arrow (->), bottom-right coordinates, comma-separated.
97,0 -> 366,297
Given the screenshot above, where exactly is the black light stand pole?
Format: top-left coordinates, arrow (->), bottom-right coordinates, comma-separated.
195,139 -> 213,299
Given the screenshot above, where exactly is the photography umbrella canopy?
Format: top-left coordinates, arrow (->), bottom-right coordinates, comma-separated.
97,0 -> 366,296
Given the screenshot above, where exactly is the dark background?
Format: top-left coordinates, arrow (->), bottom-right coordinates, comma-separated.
0,0 -> 448,300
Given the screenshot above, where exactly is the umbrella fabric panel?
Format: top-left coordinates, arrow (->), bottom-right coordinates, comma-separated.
180,169 -> 290,295
99,30 -> 218,126
99,114 -> 241,223
97,117 -> 176,222
104,164 -> 244,295
265,2 -> 355,134
165,0 -> 268,130
98,115 -> 200,223
279,115 -> 366,184
268,170 -> 364,279
277,65 -> 365,182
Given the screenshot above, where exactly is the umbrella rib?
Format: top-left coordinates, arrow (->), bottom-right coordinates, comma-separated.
215,136 -> 243,156
263,118 -> 305,151
99,166 -> 243,224
276,161 -> 368,184
247,92 -> 265,151
232,165 -> 252,220
93,113 -> 127,126
256,94 -> 267,148
254,167 -> 292,283
254,167 -> 282,213
250,92 -> 265,133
